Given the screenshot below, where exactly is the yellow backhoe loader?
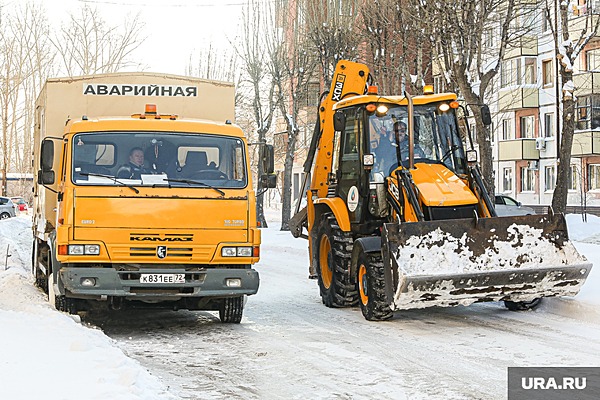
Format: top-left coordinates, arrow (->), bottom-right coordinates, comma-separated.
289,60 -> 592,321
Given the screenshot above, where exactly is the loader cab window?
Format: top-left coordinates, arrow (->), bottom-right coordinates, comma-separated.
71,132 -> 247,188
367,103 -> 467,178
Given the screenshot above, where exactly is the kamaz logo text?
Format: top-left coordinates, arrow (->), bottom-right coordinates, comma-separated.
331,75 -> 346,102
130,234 -> 193,242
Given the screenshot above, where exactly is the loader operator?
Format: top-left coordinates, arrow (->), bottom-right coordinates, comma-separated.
376,121 -> 425,173
117,147 -> 153,179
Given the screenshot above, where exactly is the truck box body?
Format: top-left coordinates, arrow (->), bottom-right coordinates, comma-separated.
32,73 -> 260,320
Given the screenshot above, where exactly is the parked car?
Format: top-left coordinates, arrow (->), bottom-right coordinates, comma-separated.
495,195 -> 536,216
10,196 -> 28,212
0,196 -> 17,219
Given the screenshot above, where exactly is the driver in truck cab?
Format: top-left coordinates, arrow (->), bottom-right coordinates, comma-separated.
117,147 -> 153,179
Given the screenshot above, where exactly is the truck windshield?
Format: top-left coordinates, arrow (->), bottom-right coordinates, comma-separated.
368,103 -> 467,176
71,131 -> 247,188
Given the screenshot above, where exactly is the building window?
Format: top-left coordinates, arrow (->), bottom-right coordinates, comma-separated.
544,113 -> 554,137
542,60 -> 553,87
520,115 -> 535,138
589,164 -> 600,190
586,48 -> 600,71
568,165 -> 579,191
521,167 -> 536,192
501,119 -> 512,140
485,28 -> 494,48
433,75 -> 445,94
542,10 -> 550,32
524,57 -> 536,84
576,95 -> 600,130
503,167 -> 512,191
501,59 -> 521,87
544,165 -> 555,192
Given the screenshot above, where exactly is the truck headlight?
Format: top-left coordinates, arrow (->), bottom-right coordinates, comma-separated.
236,247 -> 252,257
222,247 -> 237,257
221,246 -> 253,257
85,245 -> 100,255
68,244 -> 100,255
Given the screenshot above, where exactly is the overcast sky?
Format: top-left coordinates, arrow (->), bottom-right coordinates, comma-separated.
38,0 -> 246,75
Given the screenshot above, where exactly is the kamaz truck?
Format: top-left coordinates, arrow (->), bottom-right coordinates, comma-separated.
32,73 -> 275,322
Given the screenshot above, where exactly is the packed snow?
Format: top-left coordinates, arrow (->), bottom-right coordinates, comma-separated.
0,211 -> 599,399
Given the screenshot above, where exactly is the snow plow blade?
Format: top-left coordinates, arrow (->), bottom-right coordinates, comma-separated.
381,214 -> 592,310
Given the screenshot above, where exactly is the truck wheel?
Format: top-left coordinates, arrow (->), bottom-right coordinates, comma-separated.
504,298 -> 542,311
219,296 -> 243,323
357,250 -> 393,321
313,213 -> 358,308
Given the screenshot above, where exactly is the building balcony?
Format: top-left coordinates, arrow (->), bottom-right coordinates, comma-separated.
569,14 -> 600,37
574,71 -> 600,97
498,87 -> 539,111
572,131 -> 600,156
497,138 -> 539,161
504,35 -> 538,58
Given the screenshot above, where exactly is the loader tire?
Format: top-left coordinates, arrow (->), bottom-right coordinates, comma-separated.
357,250 -> 393,321
219,296 -> 244,323
314,213 -> 358,308
504,298 -> 542,311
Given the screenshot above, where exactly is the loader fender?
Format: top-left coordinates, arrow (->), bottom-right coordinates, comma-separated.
350,237 -> 382,283
314,197 -> 351,232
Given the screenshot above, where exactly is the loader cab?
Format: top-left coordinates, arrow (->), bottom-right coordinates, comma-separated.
329,99 -> 471,226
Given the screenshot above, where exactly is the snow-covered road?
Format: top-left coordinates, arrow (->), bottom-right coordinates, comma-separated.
92,220 -> 600,400
1,212 -> 599,400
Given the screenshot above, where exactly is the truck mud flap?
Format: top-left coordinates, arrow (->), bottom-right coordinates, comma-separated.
381,214 -> 593,310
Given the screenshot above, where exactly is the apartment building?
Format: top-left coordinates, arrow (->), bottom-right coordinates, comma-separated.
494,3 -> 600,212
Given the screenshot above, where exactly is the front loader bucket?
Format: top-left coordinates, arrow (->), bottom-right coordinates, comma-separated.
381,214 -> 592,310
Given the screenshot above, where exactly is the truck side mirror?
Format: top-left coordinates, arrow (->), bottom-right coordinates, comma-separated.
480,105 -> 492,126
333,111 -> 345,132
38,170 -> 55,185
262,144 -> 274,174
40,139 -> 54,171
261,173 -> 277,189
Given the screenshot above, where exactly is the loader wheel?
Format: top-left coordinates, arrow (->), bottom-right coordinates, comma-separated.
219,296 -> 244,323
504,298 -> 542,311
357,250 -> 393,321
313,213 -> 358,308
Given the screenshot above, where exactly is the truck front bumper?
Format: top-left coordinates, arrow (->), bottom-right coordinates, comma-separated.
59,267 -> 259,299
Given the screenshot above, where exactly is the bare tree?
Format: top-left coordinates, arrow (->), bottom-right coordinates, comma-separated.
305,0 -> 361,88
268,1 -> 318,230
234,0 -> 280,228
425,0 -> 519,195
547,2 -> 600,213
0,3 -> 53,196
360,0 -> 431,95
51,5 -> 145,76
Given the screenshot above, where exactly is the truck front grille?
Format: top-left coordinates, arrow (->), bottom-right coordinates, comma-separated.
129,246 -> 193,257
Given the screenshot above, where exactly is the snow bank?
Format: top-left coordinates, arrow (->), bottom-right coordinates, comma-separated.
0,216 -> 175,400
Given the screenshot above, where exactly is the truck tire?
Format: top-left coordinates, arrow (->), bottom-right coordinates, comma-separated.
313,213 -> 358,308
356,250 -> 393,321
504,298 -> 542,311
219,296 -> 243,323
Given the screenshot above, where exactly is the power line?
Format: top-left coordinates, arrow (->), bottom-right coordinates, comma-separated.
76,0 -> 264,7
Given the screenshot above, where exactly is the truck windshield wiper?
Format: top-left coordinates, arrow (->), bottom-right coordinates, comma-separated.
163,178 -> 225,196
80,172 -> 140,194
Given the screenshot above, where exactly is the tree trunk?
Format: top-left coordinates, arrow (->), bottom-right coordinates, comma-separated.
551,75 -> 575,214
280,128 -> 297,231
256,134 -> 268,228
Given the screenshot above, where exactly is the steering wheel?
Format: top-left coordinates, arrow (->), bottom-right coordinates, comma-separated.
189,170 -> 228,180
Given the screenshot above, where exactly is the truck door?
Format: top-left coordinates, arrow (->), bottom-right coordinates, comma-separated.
335,108 -> 365,223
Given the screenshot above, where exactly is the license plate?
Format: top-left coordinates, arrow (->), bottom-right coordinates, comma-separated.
140,273 -> 185,284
